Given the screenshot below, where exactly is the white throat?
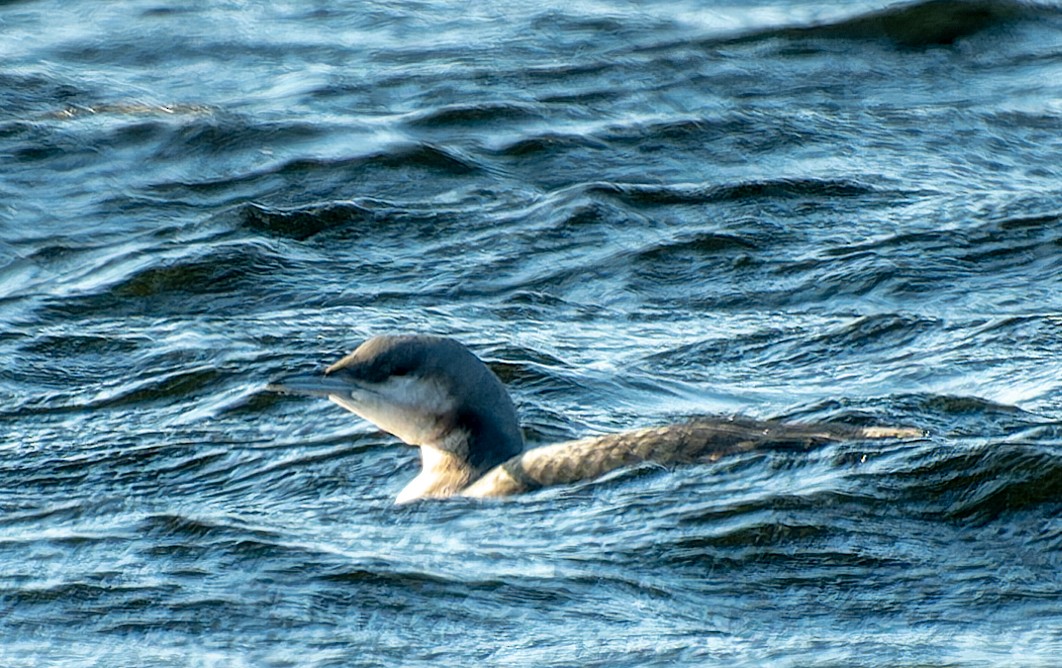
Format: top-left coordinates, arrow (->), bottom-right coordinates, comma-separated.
395,445 -> 475,504
326,375 -> 456,447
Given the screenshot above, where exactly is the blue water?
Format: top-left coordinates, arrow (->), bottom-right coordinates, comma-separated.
3,1 -> 1062,665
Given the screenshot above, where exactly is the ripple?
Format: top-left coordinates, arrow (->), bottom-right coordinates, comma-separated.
781,0 -> 1032,48
406,101 -> 544,129
36,238 -> 292,319
691,0 -> 1045,50
4,0 -> 1062,663
592,178 -> 881,207
237,200 -> 377,241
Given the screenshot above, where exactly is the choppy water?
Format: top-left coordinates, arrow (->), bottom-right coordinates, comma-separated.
3,0 -> 1062,665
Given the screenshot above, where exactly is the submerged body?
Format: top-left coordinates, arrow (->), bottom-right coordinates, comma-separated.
269,335 -> 920,503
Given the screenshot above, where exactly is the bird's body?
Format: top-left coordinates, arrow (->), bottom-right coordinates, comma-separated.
269,335 -> 920,503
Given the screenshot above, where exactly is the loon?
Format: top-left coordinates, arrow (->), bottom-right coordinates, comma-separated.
268,334 -> 921,503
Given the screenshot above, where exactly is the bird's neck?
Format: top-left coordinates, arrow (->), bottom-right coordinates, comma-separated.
395,444 -> 476,504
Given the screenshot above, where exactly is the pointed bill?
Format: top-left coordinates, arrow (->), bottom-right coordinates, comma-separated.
266,375 -> 355,398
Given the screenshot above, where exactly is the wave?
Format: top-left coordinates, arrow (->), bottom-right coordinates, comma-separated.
591,178 -> 881,207
147,140 -> 483,205
492,132 -> 610,158
625,196 -> 1062,311
26,235 -> 293,329
151,115 -> 325,161
809,208 -> 1062,304
643,314 -> 939,375
103,241 -> 287,302
623,432 -> 1062,575
405,101 -> 543,129
779,314 -> 938,364
636,232 -> 759,261
238,201 -> 378,241
912,441 -> 1062,523
723,0 -> 1045,49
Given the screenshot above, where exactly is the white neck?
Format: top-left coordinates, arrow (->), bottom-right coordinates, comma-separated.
395,445 -> 476,504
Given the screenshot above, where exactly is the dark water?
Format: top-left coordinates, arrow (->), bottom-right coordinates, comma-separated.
3,0 -> 1062,665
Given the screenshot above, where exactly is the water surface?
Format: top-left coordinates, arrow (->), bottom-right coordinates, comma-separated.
2,1 -> 1062,665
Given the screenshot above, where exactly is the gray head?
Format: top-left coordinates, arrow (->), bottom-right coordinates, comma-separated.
270,335 -> 525,490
